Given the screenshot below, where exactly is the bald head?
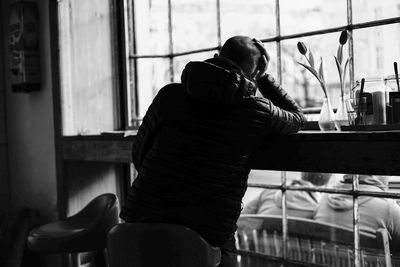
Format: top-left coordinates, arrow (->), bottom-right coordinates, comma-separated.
219,36 -> 265,77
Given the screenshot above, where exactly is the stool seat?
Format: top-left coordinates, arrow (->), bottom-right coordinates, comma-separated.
107,223 -> 221,267
28,193 -> 119,254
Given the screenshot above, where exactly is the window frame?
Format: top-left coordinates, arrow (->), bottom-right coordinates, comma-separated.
123,1 -> 400,265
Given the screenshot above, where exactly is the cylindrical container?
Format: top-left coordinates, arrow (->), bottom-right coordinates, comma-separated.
353,78 -> 387,125
384,75 -> 400,101
393,96 -> 400,124
356,96 -> 367,126
384,75 -> 400,124
372,90 -> 386,124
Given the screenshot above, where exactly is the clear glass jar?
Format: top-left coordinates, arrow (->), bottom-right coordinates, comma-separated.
385,75 -> 400,124
384,75 -> 400,96
352,78 -> 387,125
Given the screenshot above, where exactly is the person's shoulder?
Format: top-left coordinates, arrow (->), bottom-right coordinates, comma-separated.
153,83 -> 186,106
157,83 -> 184,97
153,83 -> 188,113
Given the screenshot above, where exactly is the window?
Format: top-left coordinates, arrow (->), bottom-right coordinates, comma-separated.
58,0 -> 121,135
376,46 -> 383,70
123,1 -> 400,265
374,7 -> 382,20
125,0 -> 400,127
238,170 -> 400,266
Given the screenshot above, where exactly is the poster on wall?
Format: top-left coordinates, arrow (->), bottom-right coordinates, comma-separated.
9,1 -> 40,93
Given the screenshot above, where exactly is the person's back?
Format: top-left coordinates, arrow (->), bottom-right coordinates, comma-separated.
120,36 -> 306,265
314,175 -> 400,251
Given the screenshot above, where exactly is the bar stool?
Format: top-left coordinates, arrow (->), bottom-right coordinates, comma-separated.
107,222 -> 221,267
27,193 -> 119,266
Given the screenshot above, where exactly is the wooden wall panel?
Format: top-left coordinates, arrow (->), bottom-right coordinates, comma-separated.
63,161 -> 123,217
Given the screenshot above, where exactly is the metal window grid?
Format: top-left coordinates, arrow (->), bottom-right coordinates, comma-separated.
125,1 -> 400,266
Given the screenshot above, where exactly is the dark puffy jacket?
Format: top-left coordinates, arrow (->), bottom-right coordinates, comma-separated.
120,57 -> 306,246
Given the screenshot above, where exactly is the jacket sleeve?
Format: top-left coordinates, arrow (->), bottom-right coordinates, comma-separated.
250,74 -> 307,133
132,87 -> 166,171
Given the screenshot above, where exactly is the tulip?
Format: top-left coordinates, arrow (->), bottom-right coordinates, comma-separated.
297,42 -> 307,55
335,30 -> 351,98
297,41 -> 328,98
339,30 -> 348,45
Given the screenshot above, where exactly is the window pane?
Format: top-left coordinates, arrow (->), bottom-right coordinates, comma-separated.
220,0 -> 275,41
134,58 -> 170,122
353,24 -> 400,80
281,33 -> 347,109
172,51 -> 217,82
133,0 -> 169,55
353,0 -> 400,23
239,172 -> 400,265
280,0 -> 347,36
171,0 -> 218,53
263,42 -> 278,82
237,189 -> 282,261
59,0 -> 117,135
288,192 -> 355,266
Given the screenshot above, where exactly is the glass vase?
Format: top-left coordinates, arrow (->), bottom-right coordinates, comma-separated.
334,96 -> 351,131
318,97 -> 336,131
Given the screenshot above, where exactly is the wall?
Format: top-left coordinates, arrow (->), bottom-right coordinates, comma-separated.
56,0 -> 123,218
64,161 -> 122,217
1,1 -> 122,265
0,2 -> 11,211
1,0 -> 58,221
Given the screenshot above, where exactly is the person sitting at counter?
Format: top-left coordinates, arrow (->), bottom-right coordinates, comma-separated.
120,35 -> 306,267
237,172 -> 332,234
314,174 -> 400,252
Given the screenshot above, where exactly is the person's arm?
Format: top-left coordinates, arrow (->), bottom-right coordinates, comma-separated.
257,74 -> 302,112
244,83 -> 306,134
132,86 -> 168,171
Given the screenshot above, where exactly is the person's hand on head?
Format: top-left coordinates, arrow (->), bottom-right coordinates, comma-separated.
250,38 -> 270,81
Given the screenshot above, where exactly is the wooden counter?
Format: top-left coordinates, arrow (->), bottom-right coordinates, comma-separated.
62,131 -> 400,175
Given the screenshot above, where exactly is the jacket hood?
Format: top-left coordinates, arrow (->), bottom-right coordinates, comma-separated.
181,57 -> 257,106
326,175 -> 386,211
274,180 -> 320,211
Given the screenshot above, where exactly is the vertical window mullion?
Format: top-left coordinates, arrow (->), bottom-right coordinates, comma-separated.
276,1 -> 286,261
168,0 -> 174,82
130,0 -> 139,122
281,170 -> 288,261
347,0 -> 355,91
348,1 -> 359,266
352,174 -> 361,267
275,0 -> 282,84
216,0 -> 222,49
